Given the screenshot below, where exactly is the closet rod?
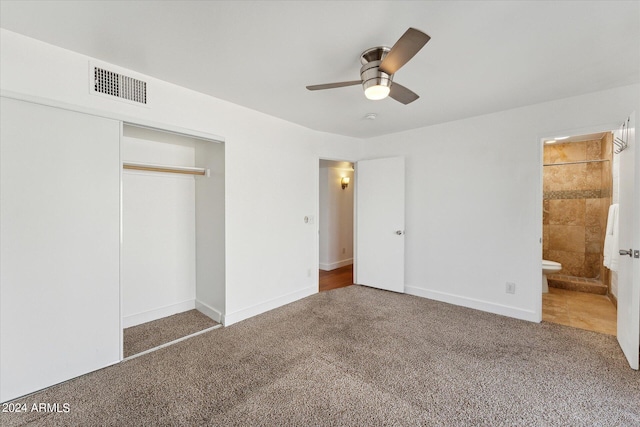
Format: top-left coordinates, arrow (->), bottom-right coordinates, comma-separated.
543,159 -> 609,167
123,162 -> 207,176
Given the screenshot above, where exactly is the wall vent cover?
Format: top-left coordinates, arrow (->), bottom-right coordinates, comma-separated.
93,66 -> 147,105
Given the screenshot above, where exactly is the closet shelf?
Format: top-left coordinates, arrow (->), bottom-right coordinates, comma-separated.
123,161 -> 209,176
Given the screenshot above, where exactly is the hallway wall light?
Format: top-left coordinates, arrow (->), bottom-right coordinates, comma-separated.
341,177 -> 350,190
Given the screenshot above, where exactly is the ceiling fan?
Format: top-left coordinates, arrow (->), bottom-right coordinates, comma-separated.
306,28 -> 430,105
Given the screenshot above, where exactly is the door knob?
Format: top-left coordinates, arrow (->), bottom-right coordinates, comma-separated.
395,230 -> 404,235
619,249 -> 632,257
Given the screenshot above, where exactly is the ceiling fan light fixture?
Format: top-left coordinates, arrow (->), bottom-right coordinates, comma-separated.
360,53 -> 392,101
364,84 -> 390,100
306,28 -> 430,105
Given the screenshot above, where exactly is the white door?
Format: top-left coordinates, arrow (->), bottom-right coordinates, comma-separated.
355,157 -> 405,292
616,114 -> 639,370
0,98 -> 121,402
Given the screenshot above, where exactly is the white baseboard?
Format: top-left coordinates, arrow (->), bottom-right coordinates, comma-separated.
224,286 -> 316,326
123,300 -> 196,328
319,258 -> 353,271
195,300 -> 223,324
405,286 -> 539,323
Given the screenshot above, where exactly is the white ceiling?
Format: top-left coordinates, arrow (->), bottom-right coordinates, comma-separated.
1,1 -> 638,139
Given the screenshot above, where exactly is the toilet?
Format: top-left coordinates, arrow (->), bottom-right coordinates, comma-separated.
542,260 -> 562,293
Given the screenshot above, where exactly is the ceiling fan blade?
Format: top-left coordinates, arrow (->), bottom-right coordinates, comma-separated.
306,81 -> 362,91
389,82 -> 419,105
379,28 -> 430,75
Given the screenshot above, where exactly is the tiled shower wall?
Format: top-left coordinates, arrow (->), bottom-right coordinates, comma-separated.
543,133 -> 613,281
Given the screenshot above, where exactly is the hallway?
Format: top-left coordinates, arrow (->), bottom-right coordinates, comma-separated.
319,265 -> 353,292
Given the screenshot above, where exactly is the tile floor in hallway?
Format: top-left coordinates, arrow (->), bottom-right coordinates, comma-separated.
543,287 -> 617,335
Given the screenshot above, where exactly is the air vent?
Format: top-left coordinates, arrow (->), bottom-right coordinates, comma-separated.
93,66 -> 147,104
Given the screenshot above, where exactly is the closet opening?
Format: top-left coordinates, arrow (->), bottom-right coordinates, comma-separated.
121,124 -> 225,359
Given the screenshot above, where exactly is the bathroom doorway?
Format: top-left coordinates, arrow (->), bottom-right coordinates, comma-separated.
318,159 -> 355,292
541,130 -> 617,334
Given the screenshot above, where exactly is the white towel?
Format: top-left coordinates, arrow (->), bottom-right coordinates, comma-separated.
603,203 -> 619,271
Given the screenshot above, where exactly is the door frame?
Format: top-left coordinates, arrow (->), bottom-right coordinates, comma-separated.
537,121 -> 623,318
316,157 -> 358,292
537,117 -> 639,370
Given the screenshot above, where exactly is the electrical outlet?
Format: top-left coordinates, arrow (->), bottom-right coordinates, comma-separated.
342,248 -> 346,254
307,269 -> 311,277
506,282 -> 516,294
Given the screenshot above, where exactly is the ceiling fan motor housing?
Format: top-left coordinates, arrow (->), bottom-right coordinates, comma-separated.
360,47 -> 393,93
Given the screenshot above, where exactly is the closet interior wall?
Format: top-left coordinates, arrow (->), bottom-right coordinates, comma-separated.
121,124 -> 225,329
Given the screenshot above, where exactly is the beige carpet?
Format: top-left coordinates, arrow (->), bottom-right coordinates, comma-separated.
124,309 -> 219,358
2,286 -> 639,426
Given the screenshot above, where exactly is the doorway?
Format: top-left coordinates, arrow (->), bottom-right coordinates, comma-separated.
541,130 -> 617,334
318,159 -> 354,292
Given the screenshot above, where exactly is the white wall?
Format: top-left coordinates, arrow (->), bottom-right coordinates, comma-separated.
4,28 -> 636,329
194,139 -> 226,321
0,29 -> 363,326
362,84 -> 640,322
319,165 -> 354,270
